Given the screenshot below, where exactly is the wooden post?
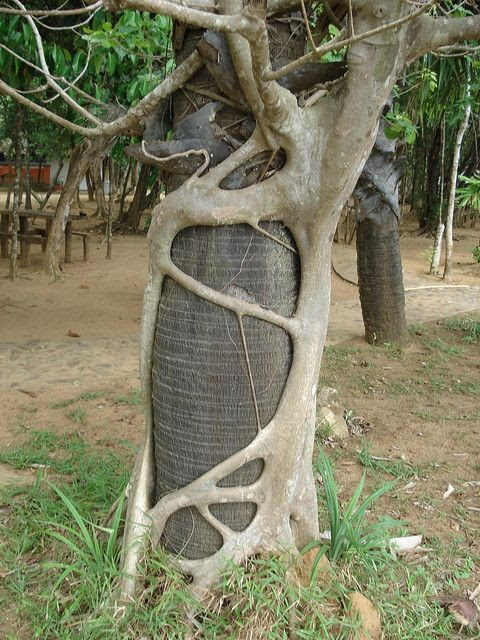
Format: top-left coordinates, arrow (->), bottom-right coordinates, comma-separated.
83,235 -> 90,262
20,238 -> 30,268
65,219 -> 72,263
0,213 -> 8,258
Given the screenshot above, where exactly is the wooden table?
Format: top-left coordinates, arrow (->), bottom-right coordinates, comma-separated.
0,209 -> 80,264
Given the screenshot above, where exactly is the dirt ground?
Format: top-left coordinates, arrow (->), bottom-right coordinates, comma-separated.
0,196 -> 479,585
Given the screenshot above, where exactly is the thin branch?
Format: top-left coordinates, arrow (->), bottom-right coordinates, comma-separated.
0,49 -> 204,139
0,79 -> 95,136
43,45 -> 92,104
266,0 -> 436,81
140,140 -> 211,178
321,0 -> 343,30
106,0 -> 255,34
9,0 -> 101,126
184,83 -> 250,112
0,0 -> 104,15
0,42 -> 104,106
32,6 -> 101,30
15,83 -> 48,95
299,0 -> 316,52
165,259 -> 296,333
100,50 -> 204,136
237,313 -> 262,434
409,13 -> 480,61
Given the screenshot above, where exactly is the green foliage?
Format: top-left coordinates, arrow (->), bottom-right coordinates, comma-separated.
471,245 -> 480,263
67,405 -> 87,424
384,107 -> 417,144
397,51 -> 477,229
456,174 -> 480,211
315,449 -> 397,562
81,10 -> 173,105
444,315 -> 480,342
43,484 -> 125,623
0,8 -> 174,167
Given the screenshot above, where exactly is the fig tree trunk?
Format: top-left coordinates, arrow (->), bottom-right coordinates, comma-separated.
355,107 -> 407,345
118,0 -> 412,599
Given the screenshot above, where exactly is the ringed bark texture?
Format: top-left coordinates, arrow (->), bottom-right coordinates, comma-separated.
355,112 -> 407,346
152,223 -> 299,559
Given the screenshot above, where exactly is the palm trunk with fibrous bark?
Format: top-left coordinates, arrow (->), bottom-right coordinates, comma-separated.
354,106 -> 407,345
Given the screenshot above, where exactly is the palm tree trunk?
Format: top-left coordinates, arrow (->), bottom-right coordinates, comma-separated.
355,107 -> 407,345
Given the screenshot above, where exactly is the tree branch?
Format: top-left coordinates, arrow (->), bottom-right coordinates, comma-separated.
0,79 -> 96,136
408,14 -> 480,62
100,50 -> 204,136
266,0 -> 435,81
0,49 -> 204,139
106,0 -> 255,34
9,0 -> 102,126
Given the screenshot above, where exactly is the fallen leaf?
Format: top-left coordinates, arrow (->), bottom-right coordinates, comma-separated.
435,595 -> 479,627
389,535 -> 423,553
67,330 -> 80,338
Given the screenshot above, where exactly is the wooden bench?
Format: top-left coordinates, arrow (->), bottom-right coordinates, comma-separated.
0,231 -> 46,267
71,231 -> 90,262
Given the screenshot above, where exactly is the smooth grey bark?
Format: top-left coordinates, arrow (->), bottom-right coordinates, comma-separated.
44,137 -> 110,275
444,75 -> 471,281
355,109 -> 407,345
39,0 -> 477,603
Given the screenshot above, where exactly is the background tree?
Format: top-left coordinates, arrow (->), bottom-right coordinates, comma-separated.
354,102 -> 408,344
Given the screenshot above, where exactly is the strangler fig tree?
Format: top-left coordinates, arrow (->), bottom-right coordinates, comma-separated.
2,0 -> 480,601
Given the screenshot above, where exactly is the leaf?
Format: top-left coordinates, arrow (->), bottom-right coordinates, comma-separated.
107,52 -> 117,76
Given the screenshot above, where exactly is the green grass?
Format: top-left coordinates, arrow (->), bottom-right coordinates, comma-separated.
357,446 -> 425,481
67,405 -> 86,424
315,449 -> 398,563
0,434 -> 477,638
51,390 -> 105,409
444,316 -> 480,343
113,388 -> 143,406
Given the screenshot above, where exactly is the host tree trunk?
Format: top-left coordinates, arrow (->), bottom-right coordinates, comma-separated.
355,105 -> 407,345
